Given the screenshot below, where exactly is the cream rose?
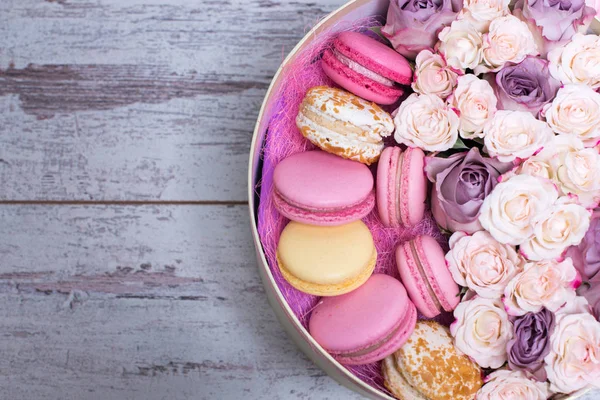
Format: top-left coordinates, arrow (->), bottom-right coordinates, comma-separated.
543,84 -> 600,148
548,33 -> 600,89
479,175 -> 559,245
446,231 -> 522,299
449,75 -> 497,139
438,19 -> 483,70
515,156 -> 555,180
412,50 -> 459,99
451,296 -> 513,368
521,199 -> 591,261
503,258 -> 579,316
393,93 -> 459,151
476,370 -> 549,400
477,15 -> 538,74
459,0 -> 510,32
546,136 -> 600,207
483,110 -> 554,163
545,313 -> 600,394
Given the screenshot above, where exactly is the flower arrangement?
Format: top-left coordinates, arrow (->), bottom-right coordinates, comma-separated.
383,0 -> 600,395
256,0 -> 600,398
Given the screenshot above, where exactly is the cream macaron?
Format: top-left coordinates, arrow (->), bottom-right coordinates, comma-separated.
383,321 -> 483,400
296,86 -> 394,165
276,220 -> 376,296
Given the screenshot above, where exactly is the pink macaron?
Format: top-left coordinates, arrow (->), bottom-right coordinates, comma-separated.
396,235 -> 460,319
377,146 -> 427,228
309,274 -> 417,365
322,31 -> 412,105
273,150 -> 375,226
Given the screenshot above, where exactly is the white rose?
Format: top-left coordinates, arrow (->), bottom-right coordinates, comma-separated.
556,296 -> 591,316
548,33 -> 600,89
449,75 -> 497,139
543,84 -> 600,148
412,50 -> 459,99
483,110 -> 554,163
459,0 -> 510,32
451,296 -> 513,368
438,19 -> 483,70
545,313 -> 600,394
503,258 -> 579,316
479,175 -> 559,245
393,93 -> 459,151
476,15 -> 538,74
446,231 -> 522,299
521,199 -> 591,261
515,156 -> 554,180
544,136 -> 600,207
476,370 -> 549,400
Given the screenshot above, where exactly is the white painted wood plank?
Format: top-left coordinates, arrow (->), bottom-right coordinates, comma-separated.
0,0 -> 341,201
0,204 -> 363,399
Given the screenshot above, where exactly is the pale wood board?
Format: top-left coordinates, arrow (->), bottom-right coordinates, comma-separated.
0,0 -> 598,399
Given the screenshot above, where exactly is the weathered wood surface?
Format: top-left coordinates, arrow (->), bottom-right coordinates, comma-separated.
0,0 -> 597,399
0,205 -> 363,400
0,0 -> 340,201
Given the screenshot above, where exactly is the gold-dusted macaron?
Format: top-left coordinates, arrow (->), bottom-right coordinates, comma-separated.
276,220 -> 376,296
383,321 -> 483,400
296,86 -> 393,165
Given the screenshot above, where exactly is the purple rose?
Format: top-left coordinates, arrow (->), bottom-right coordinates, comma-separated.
580,276 -> 600,320
513,0 -> 595,55
507,308 -> 555,381
382,0 -> 463,59
494,57 -> 561,117
425,147 -> 512,234
566,211 -> 600,281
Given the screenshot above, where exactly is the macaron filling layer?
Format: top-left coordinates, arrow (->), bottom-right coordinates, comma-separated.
394,151 -> 405,226
274,188 -> 371,213
408,240 -> 444,313
332,49 -> 396,88
299,103 -> 384,144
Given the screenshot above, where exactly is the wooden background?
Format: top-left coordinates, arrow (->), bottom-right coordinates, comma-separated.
0,1 -> 596,399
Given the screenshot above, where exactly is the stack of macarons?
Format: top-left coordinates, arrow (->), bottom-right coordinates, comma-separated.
272,31 -> 461,371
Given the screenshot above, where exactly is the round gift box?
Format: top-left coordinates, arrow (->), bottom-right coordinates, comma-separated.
248,1 -> 598,398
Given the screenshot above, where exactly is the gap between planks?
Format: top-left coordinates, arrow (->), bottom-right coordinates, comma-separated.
0,200 -> 248,206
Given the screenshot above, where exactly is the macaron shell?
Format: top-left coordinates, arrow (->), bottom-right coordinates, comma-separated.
376,146 -> 400,227
296,86 -> 394,164
322,50 -> 403,105
400,147 -> 427,227
415,235 -> 460,312
338,302 -> 416,365
396,236 -> 460,318
382,355 -> 429,400
273,151 -> 374,210
277,221 -> 376,296
309,274 -> 416,363
394,321 -> 483,400
396,240 -> 441,318
334,31 -> 413,85
273,189 -> 375,226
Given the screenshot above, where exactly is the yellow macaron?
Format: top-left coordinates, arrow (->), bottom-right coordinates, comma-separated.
276,220 -> 377,296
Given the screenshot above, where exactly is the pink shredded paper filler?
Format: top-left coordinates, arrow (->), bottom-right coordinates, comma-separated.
255,18 -> 451,395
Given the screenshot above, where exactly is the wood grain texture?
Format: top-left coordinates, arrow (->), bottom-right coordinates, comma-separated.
0,0 -> 340,201
0,205 -> 363,400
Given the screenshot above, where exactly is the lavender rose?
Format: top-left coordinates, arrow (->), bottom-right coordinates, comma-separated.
507,309 -> 555,381
495,57 -> 561,117
580,277 -> 600,320
566,211 -> 600,281
425,147 -> 512,234
382,0 -> 463,59
513,0 -> 595,55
